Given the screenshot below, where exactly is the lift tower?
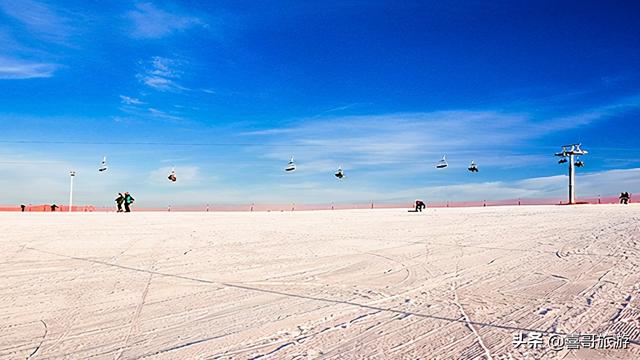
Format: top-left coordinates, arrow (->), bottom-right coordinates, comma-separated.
69,170 -> 76,212
555,144 -> 588,204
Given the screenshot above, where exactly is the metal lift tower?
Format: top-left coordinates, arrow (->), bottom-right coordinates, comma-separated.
555,144 -> 588,204
69,170 -> 76,212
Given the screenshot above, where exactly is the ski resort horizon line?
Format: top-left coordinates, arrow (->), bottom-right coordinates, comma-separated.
1,194 -> 631,213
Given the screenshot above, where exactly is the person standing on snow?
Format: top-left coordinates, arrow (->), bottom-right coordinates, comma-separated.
115,193 -> 125,212
124,192 -> 135,212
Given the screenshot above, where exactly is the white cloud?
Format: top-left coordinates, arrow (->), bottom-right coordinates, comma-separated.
0,57 -> 58,79
126,2 -> 204,39
117,104 -> 183,122
147,108 -> 183,121
243,111 -> 535,173
240,128 -> 299,136
0,0 -> 74,44
141,76 -> 176,90
538,93 -> 640,133
0,1 -> 79,80
148,56 -> 178,77
119,95 -> 144,105
137,56 -> 189,92
241,93 -> 640,176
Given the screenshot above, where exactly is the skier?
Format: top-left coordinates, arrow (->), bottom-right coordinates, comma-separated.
115,193 -> 125,212
619,192 -> 630,204
124,192 -> 135,212
116,193 -> 124,212
415,200 -> 426,212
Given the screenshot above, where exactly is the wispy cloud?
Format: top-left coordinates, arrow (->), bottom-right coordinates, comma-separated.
240,94 -> 640,175
126,2 -> 204,39
313,102 -> 372,117
0,56 -> 58,79
147,108 -> 183,121
0,0 -> 74,44
118,104 -> 183,122
137,56 -> 188,92
0,1 -> 82,80
392,167 -> 640,202
240,128 -> 299,136
244,110 -> 533,171
538,93 -> 640,133
119,95 -> 144,105
148,56 -> 178,77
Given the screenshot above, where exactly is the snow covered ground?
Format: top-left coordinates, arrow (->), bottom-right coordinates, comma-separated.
1,205 -> 639,359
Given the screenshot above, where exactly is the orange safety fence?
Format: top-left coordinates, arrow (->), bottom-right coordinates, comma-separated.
0,195 -> 631,212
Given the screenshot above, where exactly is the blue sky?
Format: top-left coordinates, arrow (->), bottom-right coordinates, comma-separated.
1,0 -> 639,206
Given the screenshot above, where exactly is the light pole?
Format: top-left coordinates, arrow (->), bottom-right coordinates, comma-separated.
555,144 -> 588,204
69,171 -> 76,212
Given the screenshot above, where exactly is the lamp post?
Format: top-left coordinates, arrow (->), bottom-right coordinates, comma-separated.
555,144 -> 588,204
69,171 -> 76,212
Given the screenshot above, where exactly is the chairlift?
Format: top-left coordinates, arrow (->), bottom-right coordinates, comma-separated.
285,157 -> 296,172
436,155 -> 448,169
558,158 -> 568,164
574,157 -> 584,167
168,167 -> 177,182
335,166 -> 344,179
98,156 -> 108,172
468,160 -> 478,172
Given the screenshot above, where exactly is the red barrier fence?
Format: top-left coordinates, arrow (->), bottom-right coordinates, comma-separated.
0,195 -> 630,212
0,205 -> 96,212
426,195 -> 623,208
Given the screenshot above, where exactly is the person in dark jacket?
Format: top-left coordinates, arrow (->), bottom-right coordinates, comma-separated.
415,200 -> 426,212
115,193 -> 125,212
124,192 -> 135,212
20,204 -> 26,212
619,192 -> 630,204
50,204 -> 58,212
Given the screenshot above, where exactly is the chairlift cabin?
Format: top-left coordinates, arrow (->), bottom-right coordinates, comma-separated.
335,166 -> 344,179
168,168 -> 177,182
574,157 -> 584,167
436,155 -> 448,169
468,160 -> 478,172
98,156 -> 108,172
285,157 -> 296,172
558,158 -> 568,164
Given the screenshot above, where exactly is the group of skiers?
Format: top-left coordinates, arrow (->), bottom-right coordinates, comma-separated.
115,192 -> 135,212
